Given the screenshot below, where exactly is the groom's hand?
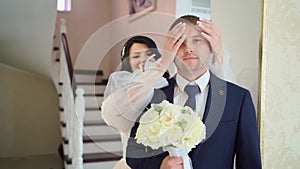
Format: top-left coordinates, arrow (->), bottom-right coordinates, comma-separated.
160,156 -> 183,169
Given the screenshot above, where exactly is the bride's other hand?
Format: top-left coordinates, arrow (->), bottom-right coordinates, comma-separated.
160,22 -> 186,71
197,19 -> 223,64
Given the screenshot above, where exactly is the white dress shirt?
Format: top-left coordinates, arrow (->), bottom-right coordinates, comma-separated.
173,70 -> 210,119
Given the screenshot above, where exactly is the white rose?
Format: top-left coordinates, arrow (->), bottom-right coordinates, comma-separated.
178,117 -> 206,151
137,120 -> 164,149
139,108 -> 160,124
159,111 -> 176,128
167,125 -> 183,146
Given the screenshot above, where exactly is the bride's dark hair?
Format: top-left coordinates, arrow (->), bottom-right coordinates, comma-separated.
120,35 -> 161,72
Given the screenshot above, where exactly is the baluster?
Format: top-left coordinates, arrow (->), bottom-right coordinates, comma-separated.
67,86 -> 75,159
73,88 -> 85,169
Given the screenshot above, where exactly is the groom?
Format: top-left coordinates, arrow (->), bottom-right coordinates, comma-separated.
126,15 -> 262,169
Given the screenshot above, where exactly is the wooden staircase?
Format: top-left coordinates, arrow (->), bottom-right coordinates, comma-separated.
53,21 -> 122,168
59,72 -> 122,169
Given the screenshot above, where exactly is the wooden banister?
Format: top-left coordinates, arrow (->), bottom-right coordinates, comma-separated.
61,32 -> 77,95
59,18 -> 85,169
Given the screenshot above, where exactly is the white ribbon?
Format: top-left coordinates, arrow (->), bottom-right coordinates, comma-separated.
168,149 -> 193,169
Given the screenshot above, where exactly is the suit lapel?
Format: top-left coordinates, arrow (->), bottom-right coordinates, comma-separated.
189,73 -> 227,164
202,73 -> 227,141
150,74 -> 175,104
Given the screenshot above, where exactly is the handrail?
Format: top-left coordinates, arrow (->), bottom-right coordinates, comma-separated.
61,32 -> 77,95
59,19 -> 85,169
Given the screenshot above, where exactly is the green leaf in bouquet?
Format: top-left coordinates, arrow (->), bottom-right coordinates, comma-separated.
175,119 -> 187,131
181,108 -> 191,115
153,104 -> 163,113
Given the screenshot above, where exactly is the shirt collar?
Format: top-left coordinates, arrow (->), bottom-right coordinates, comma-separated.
167,62 -> 177,77
176,70 -> 210,92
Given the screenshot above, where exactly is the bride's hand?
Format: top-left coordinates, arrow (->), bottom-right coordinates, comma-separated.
160,22 -> 186,71
197,19 -> 224,64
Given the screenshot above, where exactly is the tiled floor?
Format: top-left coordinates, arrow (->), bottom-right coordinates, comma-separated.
0,153 -> 63,169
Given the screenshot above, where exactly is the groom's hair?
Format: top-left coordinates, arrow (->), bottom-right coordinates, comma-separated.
169,15 -> 200,31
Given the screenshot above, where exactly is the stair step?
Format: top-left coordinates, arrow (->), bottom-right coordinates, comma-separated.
83,135 -> 121,143
58,99 -> 104,111
86,107 -> 101,111
77,84 -> 106,95
84,96 -> 104,108
76,81 -> 108,85
74,69 -> 104,75
59,110 -> 105,125
60,120 -> 107,128
75,74 -> 103,83
64,152 -> 122,165
57,82 -> 106,95
65,160 -> 119,169
74,69 -> 104,84
61,125 -> 119,138
77,84 -> 106,93
83,125 -> 118,137
84,121 -> 106,126
62,135 -> 121,144
84,110 -> 103,124
63,140 -> 122,154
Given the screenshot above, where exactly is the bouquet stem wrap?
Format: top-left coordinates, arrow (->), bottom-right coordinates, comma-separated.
168,148 -> 193,169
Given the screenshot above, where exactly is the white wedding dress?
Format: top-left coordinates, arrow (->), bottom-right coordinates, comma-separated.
102,59 -> 169,169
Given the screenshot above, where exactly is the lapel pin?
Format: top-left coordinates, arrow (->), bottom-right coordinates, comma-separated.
218,90 -> 224,96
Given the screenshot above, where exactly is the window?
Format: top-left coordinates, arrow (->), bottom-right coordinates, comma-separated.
190,0 -> 210,19
57,0 -> 71,12
176,0 -> 211,19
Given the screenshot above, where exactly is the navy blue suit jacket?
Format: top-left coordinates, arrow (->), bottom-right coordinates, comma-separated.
126,73 -> 262,169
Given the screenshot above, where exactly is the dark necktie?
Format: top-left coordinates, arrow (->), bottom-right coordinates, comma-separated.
184,85 -> 200,110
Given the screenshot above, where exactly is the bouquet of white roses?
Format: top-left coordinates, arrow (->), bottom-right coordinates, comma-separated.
135,100 -> 206,169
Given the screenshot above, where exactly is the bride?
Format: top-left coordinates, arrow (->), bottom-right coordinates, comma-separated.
102,35 -> 165,169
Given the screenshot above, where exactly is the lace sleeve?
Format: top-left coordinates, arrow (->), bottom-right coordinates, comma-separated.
101,61 -> 168,133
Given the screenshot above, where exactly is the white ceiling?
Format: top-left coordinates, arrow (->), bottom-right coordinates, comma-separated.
0,0 -> 57,78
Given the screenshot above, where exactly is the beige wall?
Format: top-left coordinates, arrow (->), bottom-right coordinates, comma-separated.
211,0 -> 261,109
0,63 -> 60,157
260,0 -> 300,168
55,0 -> 112,77
75,0 -> 176,78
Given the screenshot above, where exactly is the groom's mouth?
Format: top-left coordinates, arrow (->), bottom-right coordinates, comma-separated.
183,56 -> 198,61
